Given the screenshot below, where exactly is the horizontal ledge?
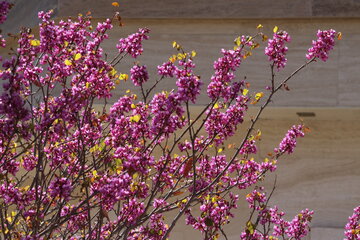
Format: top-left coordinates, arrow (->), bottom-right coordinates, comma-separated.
92,104 -> 360,121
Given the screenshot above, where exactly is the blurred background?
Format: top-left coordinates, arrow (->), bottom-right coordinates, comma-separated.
1,0 -> 360,239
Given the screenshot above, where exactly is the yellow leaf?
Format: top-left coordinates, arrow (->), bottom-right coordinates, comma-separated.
126,89 -> 131,93
255,92 -> 264,100
30,39 -> 40,47
64,41 -> 69,47
11,211 -> 17,217
169,55 -> 177,63
191,50 -> 197,58
130,114 -> 141,122
243,89 -> 249,96
214,103 -> 219,109
119,73 -> 128,81
172,41 -> 177,48
257,24 -> 263,29
99,141 -> 106,151
133,172 -> 139,179
86,82 -> 90,89
255,129 -> 262,140
218,148 -> 223,153
262,34 -> 268,42
131,104 -> 136,109
130,183 -> 137,192
74,53 -> 82,61
112,2 -> 119,7
6,217 -> 12,223
177,53 -> 185,60
115,79 -> 120,84
273,26 -> 278,33
235,36 -> 241,46
246,221 -> 255,235
92,170 -> 98,177
64,59 -> 72,66
337,32 -> 342,40
257,130 -> 261,137
109,68 -> 117,77
90,144 -> 98,153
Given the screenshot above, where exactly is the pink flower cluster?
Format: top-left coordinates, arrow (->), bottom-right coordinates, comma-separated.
60,206 -> 88,233
0,7 -> 341,239
150,91 -> 185,136
207,48 -> 243,101
129,214 -> 168,240
275,125 -> 305,154
117,28 -> 150,58
265,30 -> 291,70
205,96 -> 248,145
242,187 -> 314,240
240,139 -> 258,155
306,29 -> 337,62
130,64 -> 149,86
246,188 -> 267,210
185,193 -> 238,238
49,177 -> 72,201
175,59 -> 202,103
0,0 -> 11,24
157,61 -> 176,77
0,183 -> 35,210
344,206 -> 360,240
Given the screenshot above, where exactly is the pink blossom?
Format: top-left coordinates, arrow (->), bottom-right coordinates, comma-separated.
116,28 -> 150,58
275,125 -> 305,154
265,30 -> 291,70
307,29 -> 337,62
157,61 -> 176,77
0,0 -> 11,24
344,206 -> 360,240
130,64 -> 149,86
49,177 -> 72,201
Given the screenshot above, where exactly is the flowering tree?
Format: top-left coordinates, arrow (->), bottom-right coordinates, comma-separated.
0,1 -> 358,239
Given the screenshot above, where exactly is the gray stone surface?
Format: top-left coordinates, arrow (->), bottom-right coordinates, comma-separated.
1,0 -> 58,35
313,0 -> 360,17
58,0 -> 360,18
59,0 -> 313,19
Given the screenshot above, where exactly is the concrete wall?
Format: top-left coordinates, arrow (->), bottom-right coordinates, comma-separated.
58,0 -> 360,18
95,18 -> 360,108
